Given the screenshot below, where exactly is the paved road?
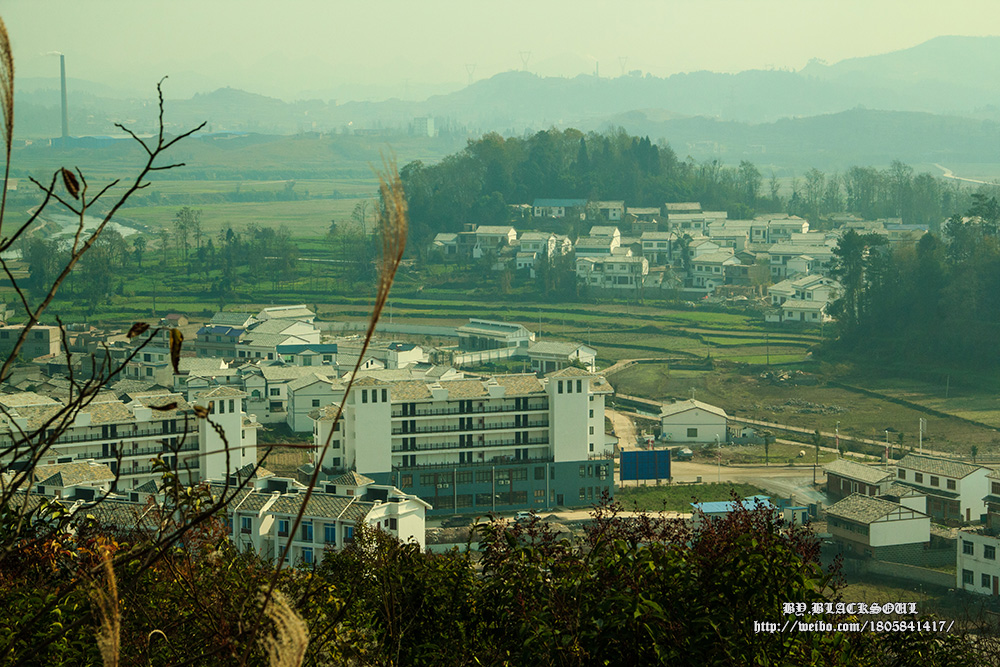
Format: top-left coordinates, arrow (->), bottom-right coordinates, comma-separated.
665,460 -> 830,506
934,163 -> 994,186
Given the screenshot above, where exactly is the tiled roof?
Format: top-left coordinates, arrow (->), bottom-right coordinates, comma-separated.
898,454 -> 983,479
437,380 -> 488,398
528,341 -> 590,356
314,403 -> 344,421
330,470 -> 375,486
36,461 -> 115,487
660,399 -> 728,420
260,365 -> 334,382
195,386 -> 247,399
266,493 -> 367,520
134,479 -> 160,494
824,458 -> 893,485
0,392 -> 61,408
210,312 -> 256,326
545,366 -> 593,378
389,381 -> 433,401
882,482 -> 924,498
287,373 -> 339,392
826,493 -> 920,524
494,374 -> 546,396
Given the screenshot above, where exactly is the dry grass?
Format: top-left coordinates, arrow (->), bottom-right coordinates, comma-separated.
90,550 -> 120,667
260,588 -> 309,667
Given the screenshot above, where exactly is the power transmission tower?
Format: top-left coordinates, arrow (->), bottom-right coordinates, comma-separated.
519,51 -> 532,71
465,63 -> 476,85
618,56 -> 628,77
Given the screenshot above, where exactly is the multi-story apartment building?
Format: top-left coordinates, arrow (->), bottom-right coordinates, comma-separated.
957,470 -> 1000,596
0,387 -> 258,490
311,367 -> 614,515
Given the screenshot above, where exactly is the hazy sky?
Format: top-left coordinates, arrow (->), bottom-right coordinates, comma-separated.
6,0 -> 1000,101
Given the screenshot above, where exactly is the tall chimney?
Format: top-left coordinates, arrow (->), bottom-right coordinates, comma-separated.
60,54 -> 68,138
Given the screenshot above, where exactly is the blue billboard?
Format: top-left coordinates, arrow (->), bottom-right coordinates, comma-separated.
620,449 -> 671,482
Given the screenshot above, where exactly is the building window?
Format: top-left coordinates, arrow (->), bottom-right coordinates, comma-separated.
898,469 -> 905,479
535,467 -> 546,480
963,541 -> 974,555
914,473 -> 923,484
476,470 -> 492,483
277,519 -> 289,537
240,517 -> 252,534
302,547 -> 314,565
302,522 -> 314,542
312,399 -> 321,408
576,380 -> 582,393
579,466 -> 586,478
270,388 -> 280,397
456,471 -> 473,484
511,468 -> 527,482
362,390 -> 368,404
558,381 -> 563,394
948,479 -> 957,490
687,428 -> 698,438
589,409 -> 594,418
589,426 -> 594,435
930,476 -> 939,487
345,526 -> 354,541
324,523 -> 337,544
382,389 -> 388,402
400,474 -> 412,488
984,573 -> 992,589
579,488 -> 586,501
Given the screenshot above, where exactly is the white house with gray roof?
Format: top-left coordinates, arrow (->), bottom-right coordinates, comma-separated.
825,493 -> 930,561
456,319 -> 535,350
824,458 -> 895,501
659,400 -> 728,444
895,453 -> 990,523
526,341 -> 597,373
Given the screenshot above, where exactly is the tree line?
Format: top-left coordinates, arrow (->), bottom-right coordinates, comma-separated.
400,128 -> 990,244
829,194 -> 1000,368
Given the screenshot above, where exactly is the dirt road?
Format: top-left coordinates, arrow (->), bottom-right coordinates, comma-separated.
606,407 -> 638,449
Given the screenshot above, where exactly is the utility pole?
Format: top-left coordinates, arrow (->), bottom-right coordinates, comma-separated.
835,420 -> 840,457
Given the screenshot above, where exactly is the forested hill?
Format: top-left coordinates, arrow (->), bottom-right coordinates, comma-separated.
400,129 -> 750,242
400,128 -> 980,244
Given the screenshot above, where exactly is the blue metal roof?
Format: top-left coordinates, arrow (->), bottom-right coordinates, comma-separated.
691,495 -> 775,514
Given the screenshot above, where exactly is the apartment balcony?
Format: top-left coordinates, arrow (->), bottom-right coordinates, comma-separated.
391,436 -> 549,453
50,426 -> 192,447
75,442 -> 199,461
117,460 -> 199,477
390,403 -> 548,419
391,419 -> 549,436
393,455 -> 554,470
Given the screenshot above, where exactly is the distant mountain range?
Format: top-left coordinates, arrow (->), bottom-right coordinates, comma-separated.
14,36 -> 1000,171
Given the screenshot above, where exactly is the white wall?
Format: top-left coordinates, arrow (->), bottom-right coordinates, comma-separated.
661,408 -> 726,443
869,513 -> 929,547
957,530 -> 1000,595
548,376 -> 591,463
